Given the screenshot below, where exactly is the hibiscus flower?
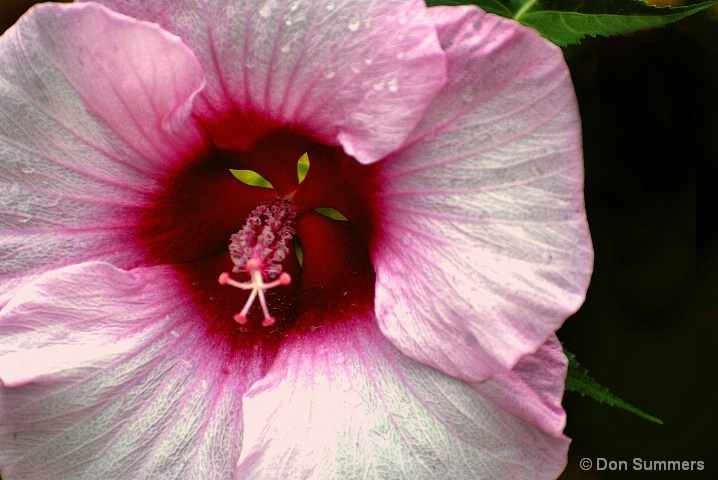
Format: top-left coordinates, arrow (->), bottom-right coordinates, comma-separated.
0,1 -> 592,479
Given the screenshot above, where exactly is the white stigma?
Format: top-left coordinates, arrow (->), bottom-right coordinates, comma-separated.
218,258 -> 291,327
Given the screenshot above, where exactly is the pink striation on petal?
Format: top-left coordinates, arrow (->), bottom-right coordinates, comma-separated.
236,312 -> 569,480
373,6 -> 593,382
0,2 -> 207,306
45,3 -> 206,165
0,262 -> 271,479
85,0 -> 447,163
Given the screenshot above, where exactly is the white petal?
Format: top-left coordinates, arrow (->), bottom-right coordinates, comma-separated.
0,2 -> 207,306
88,0 -> 448,163
0,262 -> 262,479
236,316 -> 569,480
373,6 -> 593,382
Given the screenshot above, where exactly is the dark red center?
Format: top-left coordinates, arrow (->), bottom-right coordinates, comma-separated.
136,111 -> 380,362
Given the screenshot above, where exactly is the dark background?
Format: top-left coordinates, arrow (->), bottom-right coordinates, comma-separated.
558,9 -> 718,479
2,1 -> 716,479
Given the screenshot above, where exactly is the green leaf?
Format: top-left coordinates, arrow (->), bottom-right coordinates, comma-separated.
425,1 -> 718,46
520,0 -> 718,46
315,207 -> 349,221
229,169 -> 273,189
297,152 -> 310,184
294,238 -> 304,266
564,348 -> 663,424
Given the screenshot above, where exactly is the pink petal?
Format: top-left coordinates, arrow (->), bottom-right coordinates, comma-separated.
236,315 -> 569,480
373,6 -> 593,382
86,0 -> 447,163
475,335 -> 569,436
0,3 -> 207,305
0,262 -> 263,479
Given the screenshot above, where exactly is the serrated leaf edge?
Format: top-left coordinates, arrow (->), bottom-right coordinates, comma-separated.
564,347 -> 663,424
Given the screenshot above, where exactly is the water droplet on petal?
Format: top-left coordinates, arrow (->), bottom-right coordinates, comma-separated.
387,78 -> 398,92
373,81 -> 384,91
364,57 -> 373,66
259,5 -> 271,18
347,15 -> 360,31
371,428 -> 392,446
396,51 -> 405,60
325,2 -> 335,11
16,204 -> 32,223
20,161 -> 35,174
289,0 -> 300,11
324,70 -> 336,79
281,44 -> 290,53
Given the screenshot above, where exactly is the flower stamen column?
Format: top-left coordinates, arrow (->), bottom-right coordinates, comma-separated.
218,199 -> 295,327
